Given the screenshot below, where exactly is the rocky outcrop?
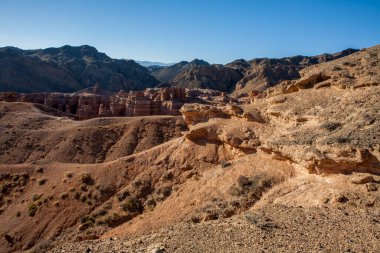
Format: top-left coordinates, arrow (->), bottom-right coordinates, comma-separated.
179,45 -> 380,176
233,48 -> 359,94
180,103 -> 264,125
262,45 -> 380,97
0,45 -> 159,92
185,122 -> 261,153
248,46 -> 380,175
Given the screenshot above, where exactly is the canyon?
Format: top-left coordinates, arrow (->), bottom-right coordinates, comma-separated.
0,45 -> 379,253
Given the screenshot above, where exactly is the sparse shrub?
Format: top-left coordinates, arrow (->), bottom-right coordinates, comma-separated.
161,171 -> 173,181
144,198 -> 156,211
116,191 -> 130,202
53,201 -> 60,207
80,215 -> 95,224
156,186 -> 172,197
237,175 -> 250,188
32,194 -> 43,201
28,203 -> 37,216
69,187 -> 76,192
332,66 -> 342,71
104,212 -> 130,227
202,212 -> 219,221
93,208 -> 108,217
81,195 -> 87,202
229,174 -> 273,202
64,171 -> 74,179
36,167 -> 44,173
74,192 -> 81,200
1,183 -> 12,194
79,220 -> 94,231
321,121 -> 341,131
221,161 -> 232,168
97,185 -> 115,199
80,173 -> 94,185
216,201 -> 228,209
104,202 -> 113,210
122,197 -> 143,213
3,234 -> 13,244
96,219 -> 105,226
80,185 -> 88,192
61,192 -> 69,199
20,173 -> 29,180
37,178 -> 47,185
12,174 -> 20,182
189,215 -> 201,223
16,211 -> 21,217
0,172 -> 11,180
132,179 -> 152,198
222,208 -> 235,218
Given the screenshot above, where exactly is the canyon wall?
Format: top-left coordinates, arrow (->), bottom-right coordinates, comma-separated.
0,87 -> 233,120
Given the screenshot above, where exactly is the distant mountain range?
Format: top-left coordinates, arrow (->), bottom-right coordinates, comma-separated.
0,45 -> 359,93
0,45 -> 159,92
149,50 -> 359,93
136,61 -> 174,67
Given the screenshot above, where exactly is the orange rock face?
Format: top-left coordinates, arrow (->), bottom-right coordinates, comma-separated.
0,87 -> 235,119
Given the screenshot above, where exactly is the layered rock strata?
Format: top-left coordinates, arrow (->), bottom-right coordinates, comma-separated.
0,87 -> 235,119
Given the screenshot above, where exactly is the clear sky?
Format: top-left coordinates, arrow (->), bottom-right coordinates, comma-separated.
0,0 -> 379,63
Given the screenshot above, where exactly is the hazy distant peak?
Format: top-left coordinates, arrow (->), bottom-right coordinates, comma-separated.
136,61 -> 174,67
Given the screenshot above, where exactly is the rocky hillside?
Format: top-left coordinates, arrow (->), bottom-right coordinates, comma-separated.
0,45 -> 159,93
151,59 -> 244,92
173,64 -> 243,92
150,49 -> 358,94
0,45 -> 379,253
150,59 -> 209,83
234,48 -> 359,94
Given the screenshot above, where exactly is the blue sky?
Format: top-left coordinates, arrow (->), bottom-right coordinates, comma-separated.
0,0 -> 379,63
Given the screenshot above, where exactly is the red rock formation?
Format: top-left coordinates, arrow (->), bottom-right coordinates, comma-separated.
0,87 -> 237,119
0,92 -> 17,102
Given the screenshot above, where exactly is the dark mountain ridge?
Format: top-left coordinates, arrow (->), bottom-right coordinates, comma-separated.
150,59 -> 210,83
0,45 -> 159,92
